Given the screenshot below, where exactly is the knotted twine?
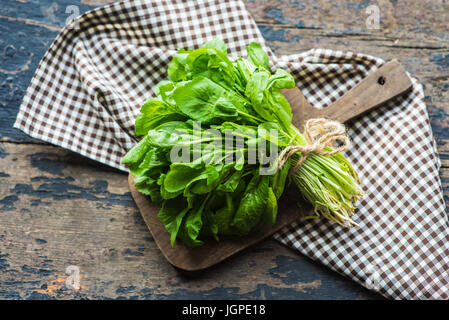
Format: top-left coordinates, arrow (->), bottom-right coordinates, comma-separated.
277,118 -> 351,174
13,0 -> 448,299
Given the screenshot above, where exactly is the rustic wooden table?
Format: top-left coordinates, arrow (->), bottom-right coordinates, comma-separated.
0,0 -> 447,300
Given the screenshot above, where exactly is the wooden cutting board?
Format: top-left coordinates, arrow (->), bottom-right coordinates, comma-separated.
128,60 -> 412,271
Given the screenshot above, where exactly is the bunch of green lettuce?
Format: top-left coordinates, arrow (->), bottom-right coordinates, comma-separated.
122,39 -> 363,247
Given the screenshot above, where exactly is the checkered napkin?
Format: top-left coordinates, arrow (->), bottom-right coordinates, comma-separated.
14,0 -> 448,299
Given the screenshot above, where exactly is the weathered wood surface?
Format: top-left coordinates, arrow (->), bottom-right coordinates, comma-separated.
135,61 -> 412,272
0,143 -> 380,299
1,0 -> 448,300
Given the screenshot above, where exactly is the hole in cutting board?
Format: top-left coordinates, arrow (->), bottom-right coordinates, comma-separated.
377,76 -> 386,85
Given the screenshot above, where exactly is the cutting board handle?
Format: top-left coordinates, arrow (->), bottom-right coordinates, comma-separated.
282,59 -> 413,129
129,59 -> 414,272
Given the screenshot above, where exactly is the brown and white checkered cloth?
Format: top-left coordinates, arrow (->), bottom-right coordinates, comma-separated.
14,0 -> 449,299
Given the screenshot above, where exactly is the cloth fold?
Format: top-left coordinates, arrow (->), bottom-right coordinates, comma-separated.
14,0 -> 448,299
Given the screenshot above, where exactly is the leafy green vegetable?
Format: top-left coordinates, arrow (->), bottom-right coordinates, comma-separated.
263,187 -> 278,225
123,39 -> 363,247
203,39 -> 227,53
246,42 -> 270,70
173,77 -> 239,124
167,49 -> 190,82
231,173 -> 269,235
158,197 -> 190,247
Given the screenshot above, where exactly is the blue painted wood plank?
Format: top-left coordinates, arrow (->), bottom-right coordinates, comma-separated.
0,0 -> 101,142
0,18 -> 58,141
0,0 -> 447,300
0,0 -> 95,29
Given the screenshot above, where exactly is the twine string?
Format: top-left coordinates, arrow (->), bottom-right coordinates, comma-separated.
277,118 -> 351,174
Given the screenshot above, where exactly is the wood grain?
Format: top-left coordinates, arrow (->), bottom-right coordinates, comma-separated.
1,0 -> 448,299
281,60 -> 413,130
301,60 -> 413,123
0,142 -> 380,299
